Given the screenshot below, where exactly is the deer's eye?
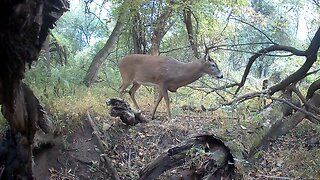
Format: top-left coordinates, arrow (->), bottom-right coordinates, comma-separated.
211,64 -> 216,67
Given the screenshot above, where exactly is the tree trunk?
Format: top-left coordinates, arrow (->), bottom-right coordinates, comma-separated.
183,1 -> 199,58
43,35 -> 51,71
132,12 -> 147,54
0,0 -> 67,177
150,5 -> 174,55
150,5 -> 174,102
84,19 -> 124,87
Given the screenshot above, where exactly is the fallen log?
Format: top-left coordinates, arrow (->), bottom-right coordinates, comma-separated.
138,134 -> 239,180
249,91 -> 320,157
106,98 -> 147,125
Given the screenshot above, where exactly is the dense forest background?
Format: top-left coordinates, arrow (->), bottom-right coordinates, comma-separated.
22,0 -> 319,114
1,0 -> 320,179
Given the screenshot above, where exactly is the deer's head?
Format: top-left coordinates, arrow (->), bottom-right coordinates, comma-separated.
202,54 -> 223,79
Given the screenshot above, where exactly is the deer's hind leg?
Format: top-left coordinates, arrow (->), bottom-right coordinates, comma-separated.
160,87 -> 171,120
129,81 -> 141,111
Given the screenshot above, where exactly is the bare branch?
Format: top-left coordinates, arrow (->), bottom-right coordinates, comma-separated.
311,0 -> 320,8
215,47 -> 298,57
292,87 -> 320,115
235,45 -> 306,94
207,42 -> 274,50
218,9 -> 233,38
307,79 -> 320,99
223,91 -> 263,106
304,68 -> 320,78
230,17 -> 275,44
269,96 -> 320,122
269,27 -> 320,95
160,45 -> 191,54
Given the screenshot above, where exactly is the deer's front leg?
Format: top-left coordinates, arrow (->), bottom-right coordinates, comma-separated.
151,90 -> 163,119
129,82 -> 141,111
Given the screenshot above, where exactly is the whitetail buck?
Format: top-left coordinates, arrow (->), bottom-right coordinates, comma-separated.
118,54 -> 223,120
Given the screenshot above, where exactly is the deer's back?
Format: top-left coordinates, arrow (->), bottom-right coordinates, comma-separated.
119,54 -> 181,84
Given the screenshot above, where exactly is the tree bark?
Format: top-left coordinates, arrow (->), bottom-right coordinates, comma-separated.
132,11 -> 147,54
183,1 -> 199,58
84,19 -> 124,87
150,5 -> 174,55
43,35 -> 51,71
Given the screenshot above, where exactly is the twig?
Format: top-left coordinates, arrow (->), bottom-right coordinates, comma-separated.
218,9 -> 233,37
210,42 -> 274,48
215,47 -> 297,57
160,45 -> 191,54
258,175 -> 290,180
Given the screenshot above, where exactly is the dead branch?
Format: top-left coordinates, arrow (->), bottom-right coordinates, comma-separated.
223,91 -> 264,106
312,0 -> 320,7
304,68 -> 320,78
218,9 -> 233,37
249,92 -> 320,157
307,79 -> 320,100
292,87 -> 320,115
206,42 -> 274,52
214,47 -> 300,57
86,111 -> 120,180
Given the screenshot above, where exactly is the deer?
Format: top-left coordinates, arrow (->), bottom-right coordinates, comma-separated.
118,53 -> 223,120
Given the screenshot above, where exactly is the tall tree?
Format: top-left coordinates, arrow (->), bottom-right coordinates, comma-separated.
183,0 -> 199,58
150,1 -> 175,55
131,8 -> 147,54
84,1 -> 128,87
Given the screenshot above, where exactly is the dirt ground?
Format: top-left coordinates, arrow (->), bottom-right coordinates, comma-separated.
33,118 -> 110,179
32,109 -> 320,179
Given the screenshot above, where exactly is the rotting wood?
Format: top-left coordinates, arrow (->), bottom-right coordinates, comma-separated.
0,83 -> 53,179
0,0 -> 68,178
138,134 -> 239,180
107,98 -> 147,125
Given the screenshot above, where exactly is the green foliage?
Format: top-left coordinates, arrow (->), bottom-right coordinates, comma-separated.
19,0 -> 318,121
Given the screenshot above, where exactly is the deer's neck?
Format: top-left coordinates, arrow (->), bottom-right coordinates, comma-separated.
169,61 -> 204,90
184,61 -> 205,81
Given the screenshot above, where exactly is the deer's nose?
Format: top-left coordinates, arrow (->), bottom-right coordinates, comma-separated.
217,74 -> 223,79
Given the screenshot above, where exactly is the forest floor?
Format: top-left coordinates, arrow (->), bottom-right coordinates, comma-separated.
33,106 -> 320,179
